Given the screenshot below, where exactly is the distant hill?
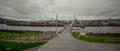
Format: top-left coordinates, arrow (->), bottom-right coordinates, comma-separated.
0,17 -> 120,27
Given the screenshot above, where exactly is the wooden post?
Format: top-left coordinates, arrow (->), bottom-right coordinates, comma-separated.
102,37 -> 104,43
116,37 -> 118,43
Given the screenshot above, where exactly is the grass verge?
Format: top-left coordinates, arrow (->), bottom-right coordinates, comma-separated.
72,32 -> 120,44
0,41 -> 46,51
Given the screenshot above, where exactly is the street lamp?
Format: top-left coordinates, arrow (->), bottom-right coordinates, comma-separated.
55,13 -> 58,35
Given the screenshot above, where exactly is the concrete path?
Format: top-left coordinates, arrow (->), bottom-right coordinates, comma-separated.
36,26 -> 120,51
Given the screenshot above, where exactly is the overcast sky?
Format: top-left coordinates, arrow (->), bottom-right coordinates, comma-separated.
0,0 -> 120,21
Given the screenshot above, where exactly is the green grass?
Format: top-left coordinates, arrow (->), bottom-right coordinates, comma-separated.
72,32 -> 120,44
0,31 -> 38,39
0,41 -> 46,51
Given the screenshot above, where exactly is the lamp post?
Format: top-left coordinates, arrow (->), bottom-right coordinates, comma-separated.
55,13 -> 58,35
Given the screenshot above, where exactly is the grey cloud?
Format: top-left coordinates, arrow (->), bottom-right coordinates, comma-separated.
0,0 -> 120,21
0,0 -> 30,18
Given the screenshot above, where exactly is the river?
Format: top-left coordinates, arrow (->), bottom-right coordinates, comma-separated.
0,24 -> 120,33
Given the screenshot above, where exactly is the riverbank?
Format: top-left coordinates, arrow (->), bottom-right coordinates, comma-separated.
72,32 -> 120,44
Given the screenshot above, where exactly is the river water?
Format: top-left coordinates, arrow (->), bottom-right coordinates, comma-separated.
0,24 -> 120,33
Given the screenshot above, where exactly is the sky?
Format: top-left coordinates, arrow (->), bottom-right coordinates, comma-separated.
0,0 -> 120,21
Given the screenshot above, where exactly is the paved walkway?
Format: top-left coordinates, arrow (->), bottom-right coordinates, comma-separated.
37,26 -> 120,51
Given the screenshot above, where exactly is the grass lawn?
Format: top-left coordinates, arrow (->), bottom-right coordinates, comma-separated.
72,32 -> 120,44
0,41 -> 46,51
0,31 -> 38,39
0,31 -> 56,42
